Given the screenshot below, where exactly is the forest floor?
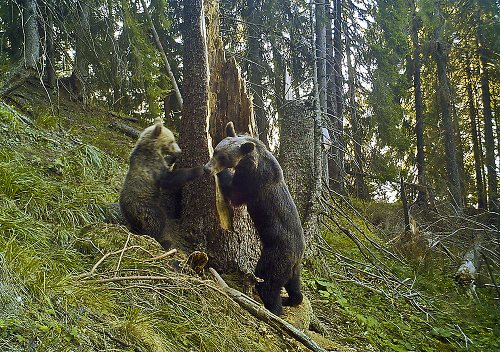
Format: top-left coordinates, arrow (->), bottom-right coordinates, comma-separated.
0,79 -> 499,351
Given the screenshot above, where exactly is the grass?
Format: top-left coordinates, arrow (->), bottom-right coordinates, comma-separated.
1,99 -> 499,352
0,103 -> 296,351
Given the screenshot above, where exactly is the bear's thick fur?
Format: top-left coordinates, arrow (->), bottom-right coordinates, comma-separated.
119,119 -> 203,248
204,122 -> 305,315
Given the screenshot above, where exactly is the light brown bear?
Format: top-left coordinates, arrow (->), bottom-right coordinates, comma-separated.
119,118 -> 203,248
204,122 -> 305,315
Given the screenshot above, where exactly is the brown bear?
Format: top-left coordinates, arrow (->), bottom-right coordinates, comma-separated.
204,122 -> 305,315
119,118 -> 204,248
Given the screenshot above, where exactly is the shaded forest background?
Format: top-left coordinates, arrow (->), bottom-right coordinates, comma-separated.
2,0 -> 499,211
1,0 -> 500,351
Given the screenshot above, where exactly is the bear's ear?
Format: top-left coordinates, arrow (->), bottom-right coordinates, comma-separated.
240,141 -> 255,154
152,124 -> 162,138
226,121 -> 236,137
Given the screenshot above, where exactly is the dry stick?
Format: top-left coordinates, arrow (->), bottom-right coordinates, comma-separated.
150,248 -> 177,261
138,0 -> 183,110
75,245 -> 172,279
115,233 -> 131,276
84,275 -> 175,285
481,252 -> 500,300
209,268 -> 331,352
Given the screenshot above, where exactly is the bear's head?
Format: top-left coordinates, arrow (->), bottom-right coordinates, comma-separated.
137,118 -> 182,156
203,122 -> 255,175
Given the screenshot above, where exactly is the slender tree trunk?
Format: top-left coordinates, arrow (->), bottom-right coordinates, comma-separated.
346,35 -> 367,199
44,0 -> 56,87
315,0 -> 327,114
76,0 -> 89,78
326,2 -> 334,125
478,42 -> 498,220
272,39 -> 284,129
452,102 -> 467,207
243,0 -> 268,148
465,54 -> 486,210
329,0 -> 344,193
410,1 -> 428,206
433,41 -> 463,213
24,0 -> 40,69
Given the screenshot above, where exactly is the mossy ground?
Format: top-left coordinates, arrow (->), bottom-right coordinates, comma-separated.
0,81 -> 499,351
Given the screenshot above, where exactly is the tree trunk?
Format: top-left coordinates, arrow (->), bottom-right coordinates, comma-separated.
346,35 -> 368,199
410,1 -> 428,206
433,41 -> 463,214
465,54 -> 486,210
329,0 -> 344,193
279,101 -> 316,230
179,0 -> 219,253
478,40 -> 498,220
243,0 -> 268,148
179,0 -> 260,274
44,0 -> 56,87
24,0 -> 39,69
74,0 -> 90,101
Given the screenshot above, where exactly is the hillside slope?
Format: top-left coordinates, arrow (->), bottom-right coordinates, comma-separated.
1,81 -> 499,352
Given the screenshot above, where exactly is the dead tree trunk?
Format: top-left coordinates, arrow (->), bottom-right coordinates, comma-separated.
179,0 -> 260,275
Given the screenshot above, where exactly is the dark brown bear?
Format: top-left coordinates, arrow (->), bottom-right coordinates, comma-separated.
119,118 -> 203,248
204,122 -> 305,315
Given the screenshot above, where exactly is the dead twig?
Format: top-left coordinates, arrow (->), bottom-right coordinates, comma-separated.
83,275 -> 175,285
150,248 -> 177,261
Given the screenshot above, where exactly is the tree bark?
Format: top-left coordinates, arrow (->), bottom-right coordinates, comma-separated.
329,0 -> 344,193
478,37 -> 498,220
179,0 -> 260,274
24,0 -> 40,69
179,0 -> 218,248
243,0 -> 268,148
44,0 -> 56,87
433,41 -> 463,214
464,54 -> 486,209
279,101 -> 316,240
410,1 -> 428,206
346,34 -> 368,199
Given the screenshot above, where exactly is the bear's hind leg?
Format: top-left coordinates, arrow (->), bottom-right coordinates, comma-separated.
282,264 -> 303,307
141,207 -> 170,249
255,248 -> 288,315
256,280 -> 284,316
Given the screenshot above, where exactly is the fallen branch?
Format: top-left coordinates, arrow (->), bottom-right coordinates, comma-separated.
209,268 -> 331,352
75,244 -> 175,279
84,275 -> 175,285
110,122 -> 141,139
150,248 -> 177,261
